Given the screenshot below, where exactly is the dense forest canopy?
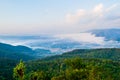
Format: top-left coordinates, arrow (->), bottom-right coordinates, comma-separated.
1,48 -> 120,80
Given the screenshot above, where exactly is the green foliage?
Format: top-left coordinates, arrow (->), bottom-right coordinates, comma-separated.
25,57 -> 120,80
0,43 -> 35,61
0,58 -> 17,80
65,58 -> 86,69
64,58 -> 88,80
43,48 -> 120,61
51,75 -> 65,80
1,48 -> 120,80
13,60 -> 25,80
29,71 -> 46,80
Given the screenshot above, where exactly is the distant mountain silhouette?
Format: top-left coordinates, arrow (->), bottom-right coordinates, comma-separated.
0,43 -> 35,61
90,28 -> 120,41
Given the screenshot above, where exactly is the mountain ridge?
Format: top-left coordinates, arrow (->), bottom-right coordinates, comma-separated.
89,28 -> 120,41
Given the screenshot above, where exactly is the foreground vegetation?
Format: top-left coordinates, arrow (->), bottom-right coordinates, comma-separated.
13,58 -> 120,80
1,48 -> 120,80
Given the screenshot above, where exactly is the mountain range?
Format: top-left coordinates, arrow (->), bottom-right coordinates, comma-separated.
0,28 -> 120,60
90,28 -> 120,41
1,28 -> 120,80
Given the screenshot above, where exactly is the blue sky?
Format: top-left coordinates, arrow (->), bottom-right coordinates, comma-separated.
0,0 -> 120,35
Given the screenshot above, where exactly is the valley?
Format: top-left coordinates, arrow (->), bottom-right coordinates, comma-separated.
0,29 -> 120,80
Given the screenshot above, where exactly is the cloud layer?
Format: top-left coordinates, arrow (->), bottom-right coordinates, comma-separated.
64,3 -> 120,31
0,3 -> 119,35
1,32 -> 120,54
55,33 -> 104,44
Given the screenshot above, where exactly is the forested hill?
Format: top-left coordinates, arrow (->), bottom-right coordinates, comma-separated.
43,48 -> 120,61
0,43 -> 35,61
25,48 -> 120,80
1,48 -> 120,80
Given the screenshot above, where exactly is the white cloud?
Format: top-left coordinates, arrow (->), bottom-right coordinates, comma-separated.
55,33 -> 105,44
0,3 -> 119,35
106,4 -> 118,12
65,4 -> 104,24
65,3 -> 120,31
93,3 -> 104,17
66,9 -> 86,23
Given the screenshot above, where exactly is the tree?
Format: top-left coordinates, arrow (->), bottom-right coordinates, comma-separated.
65,58 -> 86,69
13,60 -> 25,80
65,58 -> 88,80
29,71 -> 46,80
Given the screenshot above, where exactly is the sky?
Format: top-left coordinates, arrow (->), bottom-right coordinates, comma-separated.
0,0 -> 120,35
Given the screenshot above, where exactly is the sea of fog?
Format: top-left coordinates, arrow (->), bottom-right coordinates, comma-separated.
0,32 -> 120,54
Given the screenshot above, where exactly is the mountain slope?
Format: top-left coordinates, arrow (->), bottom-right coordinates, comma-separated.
0,43 -> 35,61
43,48 -> 120,61
0,58 -> 18,80
25,48 -> 120,80
90,29 -> 120,41
1,48 -> 120,80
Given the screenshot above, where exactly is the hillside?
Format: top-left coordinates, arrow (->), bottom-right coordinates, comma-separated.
0,43 -> 35,61
42,48 -> 120,61
1,29 -> 120,54
90,29 -> 120,41
0,58 -> 18,80
25,55 -> 120,80
1,48 -> 120,80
